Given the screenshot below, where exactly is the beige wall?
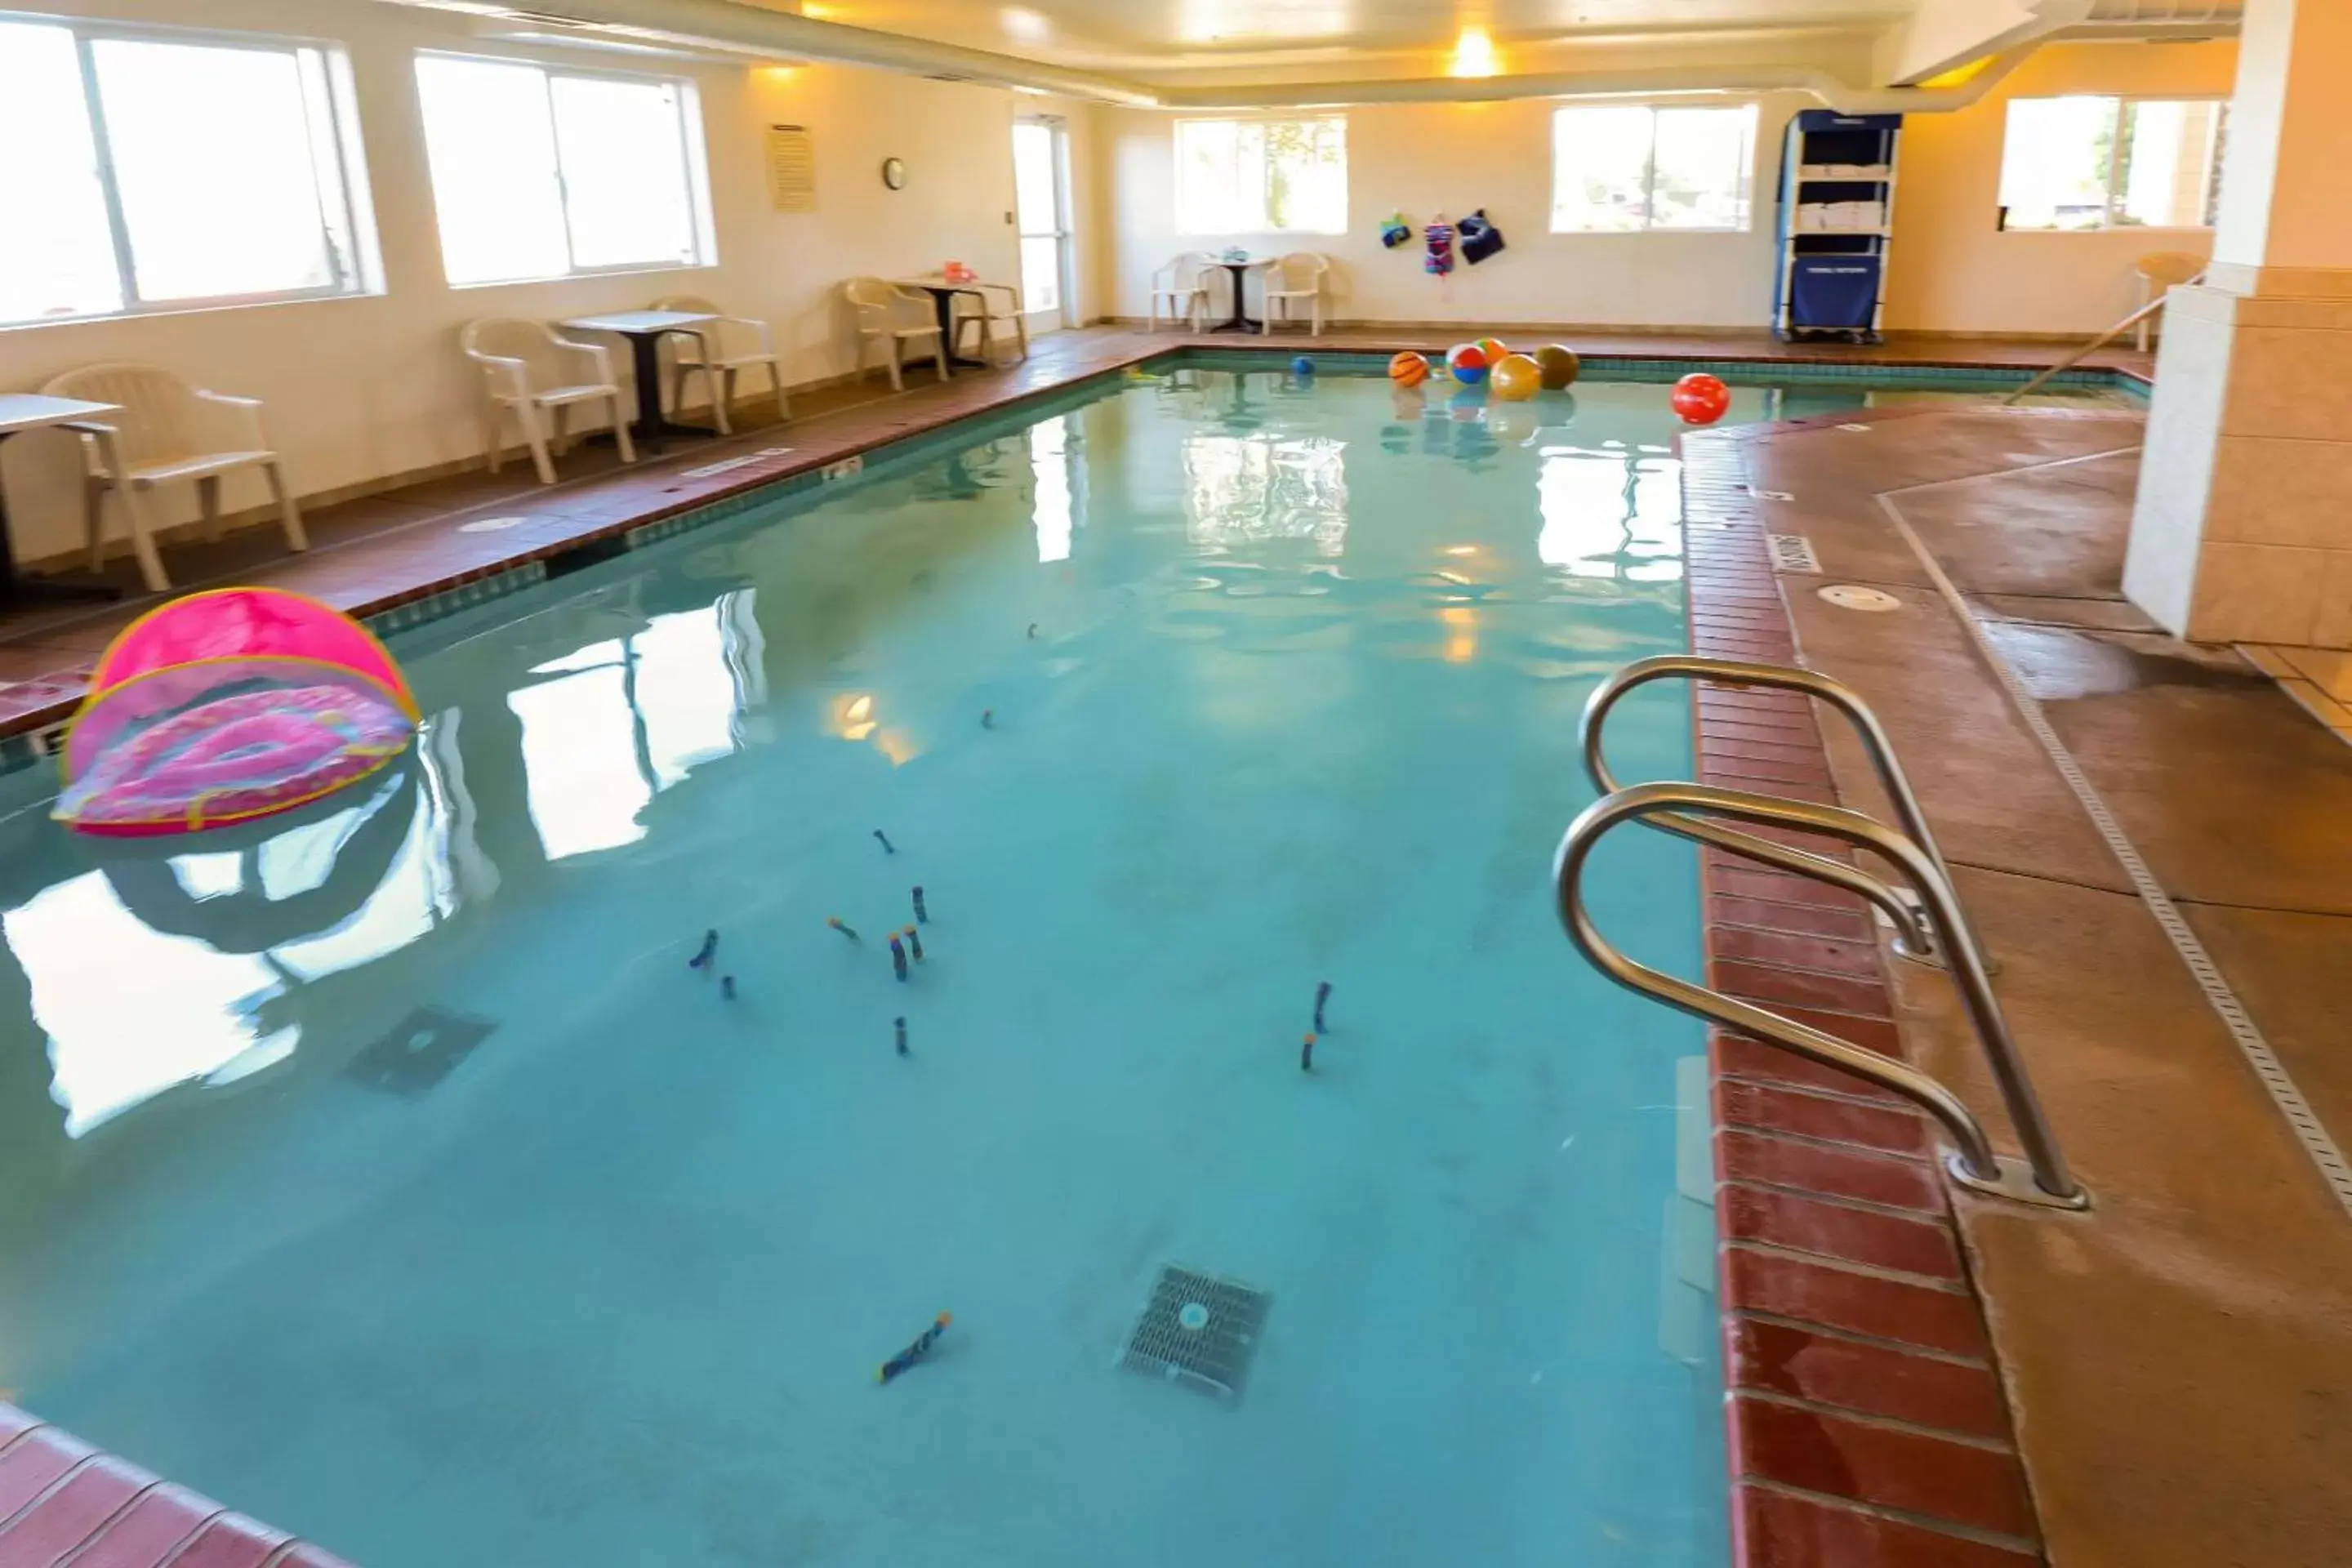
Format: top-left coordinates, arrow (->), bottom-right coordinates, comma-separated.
1101,95 -> 1817,332
1101,39 -> 2238,338
0,0 -> 1102,560
1883,40 -> 2239,333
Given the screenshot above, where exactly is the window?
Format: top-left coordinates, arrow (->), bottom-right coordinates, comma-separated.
1174,118 -> 1346,234
1552,104 -> 1757,233
1997,96 -> 2225,230
0,19 -> 372,327
415,53 -> 715,286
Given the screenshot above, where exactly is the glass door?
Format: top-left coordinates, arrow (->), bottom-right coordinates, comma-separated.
1012,117 -> 1070,331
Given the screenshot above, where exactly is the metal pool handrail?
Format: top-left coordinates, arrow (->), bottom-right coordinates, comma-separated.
1581,655 -> 1967,967
1556,781 -> 2085,1208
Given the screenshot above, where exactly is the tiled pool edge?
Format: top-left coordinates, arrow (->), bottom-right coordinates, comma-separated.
1679,433 -> 2047,1567
0,1404 -> 351,1567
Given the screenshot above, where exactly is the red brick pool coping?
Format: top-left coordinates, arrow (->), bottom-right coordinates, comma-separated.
0,1404 -> 349,1566
1680,425 -> 2045,1566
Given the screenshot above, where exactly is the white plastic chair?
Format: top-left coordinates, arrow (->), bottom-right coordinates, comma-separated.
460,318 -> 635,486
845,279 -> 949,391
2133,252 -> 2207,351
653,294 -> 789,434
1261,252 -> 1330,336
38,363 -> 306,592
1147,253 -> 1212,332
944,279 -> 1029,366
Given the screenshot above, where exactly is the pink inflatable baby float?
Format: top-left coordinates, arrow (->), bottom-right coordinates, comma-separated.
55,586 -> 419,836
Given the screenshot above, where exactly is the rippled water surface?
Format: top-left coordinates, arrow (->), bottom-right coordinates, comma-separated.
0,368 -> 1731,1567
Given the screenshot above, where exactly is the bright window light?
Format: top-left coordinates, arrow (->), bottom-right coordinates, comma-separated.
1175,118 -> 1348,235
1997,95 -> 2225,231
0,19 -> 373,327
416,52 -> 714,286
1551,103 -> 1757,234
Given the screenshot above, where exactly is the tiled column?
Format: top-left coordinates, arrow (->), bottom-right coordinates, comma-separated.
2123,0 -> 2352,647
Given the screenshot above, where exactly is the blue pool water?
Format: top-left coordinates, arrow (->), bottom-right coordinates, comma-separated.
0,366 -> 1747,1566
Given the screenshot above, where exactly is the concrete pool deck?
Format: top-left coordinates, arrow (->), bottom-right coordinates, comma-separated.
7,327 -> 2340,1568
1682,404 -> 2352,1567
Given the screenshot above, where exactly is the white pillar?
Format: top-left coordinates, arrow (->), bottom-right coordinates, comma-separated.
2123,0 -> 2352,647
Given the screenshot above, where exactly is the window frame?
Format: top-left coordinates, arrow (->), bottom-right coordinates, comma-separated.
1994,93 -> 2228,234
412,47 -> 719,288
1171,114 -> 1349,237
0,12 -> 378,327
1548,101 -> 1761,235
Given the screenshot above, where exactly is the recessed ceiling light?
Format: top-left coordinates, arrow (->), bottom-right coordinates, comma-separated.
1450,26 -> 1498,78
1001,6 -> 1050,42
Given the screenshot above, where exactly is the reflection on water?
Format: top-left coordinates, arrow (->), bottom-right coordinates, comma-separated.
1183,430 -> 1348,555
510,591 -> 761,860
1539,440 -> 1685,582
0,368 -> 1752,1568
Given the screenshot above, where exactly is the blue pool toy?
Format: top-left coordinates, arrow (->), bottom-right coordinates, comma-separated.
721,975 -> 737,1000
895,1016 -> 909,1056
902,925 -> 924,961
890,934 -> 909,982
1301,1032 -> 1316,1072
912,885 -> 929,924
1314,980 -> 1331,1031
1291,355 -> 1314,376
688,929 -> 718,969
828,916 -> 861,942
873,828 -> 896,854
879,1313 -> 951,1383
982,709 -> 996,729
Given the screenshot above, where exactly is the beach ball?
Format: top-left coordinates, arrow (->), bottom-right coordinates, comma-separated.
1291,354 -> 1315,376
1670,372 -> 1731,426
1474,336 -> 1510,364
1446,343 -> 1490,385
1388,351 -> 1429,388
1490,354 -> 1541,401
1535,345 -> 1581,390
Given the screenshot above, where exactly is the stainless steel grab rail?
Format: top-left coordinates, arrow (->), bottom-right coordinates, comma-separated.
1582,655 -> 1970,968
1557,781 -> 2086,1208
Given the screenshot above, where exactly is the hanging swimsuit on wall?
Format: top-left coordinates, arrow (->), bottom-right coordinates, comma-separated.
1424,218 -> 1456,276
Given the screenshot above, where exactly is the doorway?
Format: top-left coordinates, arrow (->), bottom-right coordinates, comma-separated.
1013,117 -> 1071,332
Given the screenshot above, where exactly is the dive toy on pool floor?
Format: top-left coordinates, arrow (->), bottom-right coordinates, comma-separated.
879,1313 -> 951,1383
902,926 -> 924,961
689,929 -> 719,969
55,587 -> 419,836
889,934 -> 910,982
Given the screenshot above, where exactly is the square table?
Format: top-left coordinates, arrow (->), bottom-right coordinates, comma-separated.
0,394 -> 127,608
559,310 -> 721,452
893,281 -> 993,371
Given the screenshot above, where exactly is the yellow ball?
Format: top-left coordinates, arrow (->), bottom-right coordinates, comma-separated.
1490,354 -> 1541,402
1534,345 -> 1581,390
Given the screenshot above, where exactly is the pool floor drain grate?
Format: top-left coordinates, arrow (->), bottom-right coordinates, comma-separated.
1118,1265 -> 1271,1404
346,1005 -> 497,1098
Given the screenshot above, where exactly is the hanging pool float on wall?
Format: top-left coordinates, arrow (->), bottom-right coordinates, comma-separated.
55,587 -> 419,837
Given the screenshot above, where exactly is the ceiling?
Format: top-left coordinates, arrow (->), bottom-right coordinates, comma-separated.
415,0 -> 2241,107
787,0 -> 1921,70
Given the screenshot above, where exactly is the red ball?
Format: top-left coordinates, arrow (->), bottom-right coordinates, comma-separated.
1669,373 -> 1731,426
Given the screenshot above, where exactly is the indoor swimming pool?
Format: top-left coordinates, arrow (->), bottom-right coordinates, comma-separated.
0,365 -> 1755,1566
